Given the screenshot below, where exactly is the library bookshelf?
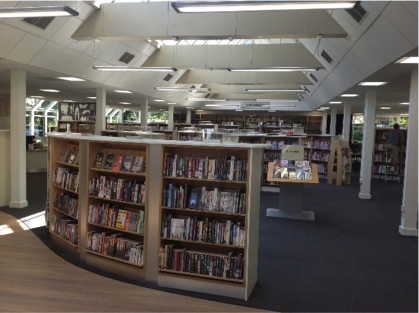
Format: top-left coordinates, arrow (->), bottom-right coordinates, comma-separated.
46,134 -> 268,299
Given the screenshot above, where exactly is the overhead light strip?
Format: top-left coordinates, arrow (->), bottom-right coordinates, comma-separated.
246,89 -> 306,92
187,98 -> 228,101
0,6 -> 79,18
93,66 -> 178,72
171,1 -> 356,13
155,87 -> 211,91
228,67 -> 322,72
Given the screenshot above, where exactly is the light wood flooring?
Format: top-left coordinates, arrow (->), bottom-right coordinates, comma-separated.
0,211 -> 268,312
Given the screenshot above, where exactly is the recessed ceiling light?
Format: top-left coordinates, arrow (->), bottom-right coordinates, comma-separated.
228,67 -> 322,72
40,89 -> 60,93
57,77 -> 85,82
246,89 -> 306,92
63,100 -> 76,102
154,99 -> 165,102
379,107 -> 391,109
115,90 -> 132,94
155,87 -> 211,92
187,98 -> 228,101
340,94 -> 359,97
399,114 -> 409,116
197,110 -> 204,112
93,66 -> 178,72
329,101 -> 342,104
87,96 -> 96,99
119,102 -> 131,105
358,82 -> 388,86
29,96 -> 45,98
400,102 -> 409,105
395,57 -> 419,64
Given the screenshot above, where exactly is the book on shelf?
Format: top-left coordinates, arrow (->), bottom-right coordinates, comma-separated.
89,176 -> 146,204
86,231 -> 144,265
112,154 -> 123,171
54,193 -> 79,218
121,155 -> 134,172
53,167 -> 79,192
67,146 -> 79,165
161,214 -> 245,247
272,160 -> 312,181
103,154 -> 115,170
162,184 -> 246,214
158,245 -> 244,280
50,215 -> 78,245
116,209 -> 128,229
131,156 -> 145,173
94,152 -> 105,169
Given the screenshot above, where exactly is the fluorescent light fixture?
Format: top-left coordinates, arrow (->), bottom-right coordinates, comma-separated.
40,89 -> 60,93
29,96 -> 45,99
339,94 -> 359,97
399,114 -> 409,116
317,109 -> 326,111
63,100 -> 76,102
87,97 -> 96,99
329,101 -> 342,104
168,102 -> 177,105
379,107 -> 391,109
269,105 -> 297,108
186,107 -> 195,109
205,104 -> 238,107
187,98 -> 228,101
196,110 -> 204,112
319,107 -> 330,109
0,6 -> 79,18
400,102 -> 409,105
395,57 -> 419,64
268,110 -> 276,113
246,88 -> 306,92
171,1 -> 356,13
154,99 -> 165,102
57,77 -> 85,82
358,82 -> 388,86
119,102 -> 131,105
228,67 -> 322,72
115,90 -> 132,94
155,87 -> 211,92
236,110 -> 243,112
257,99 -> 299,102
93,66 -> 177,72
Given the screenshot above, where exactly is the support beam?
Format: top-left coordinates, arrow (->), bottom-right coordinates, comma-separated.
30,100 -> 44,136
44,101 -> 57,135
342,102 -> 351,141
321,111 -> 327,134
117,109 -> 123,123
96,88 -> 106,135
9,69 -> 28,208
399,69 -> 418,236
168,104 -> 174,131
359,91 -> 377,200
186,109 -> 191,124
140,100 -> 148,128
329,107 -> 337,136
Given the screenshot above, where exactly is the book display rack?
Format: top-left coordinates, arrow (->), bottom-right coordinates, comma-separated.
327,138 -> 352,186
47,134 -> 268,300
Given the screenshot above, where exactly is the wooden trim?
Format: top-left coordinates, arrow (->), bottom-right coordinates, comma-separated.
158,269 -> 245,285
85,250 -> 144,268
52,207 -> 79,220
160,237 -> 245,249
90,167 -> 146,177
162,207 -> 246,217
50,231 -> 78,249
88,196 -> 145,207
87,222 -> 144,236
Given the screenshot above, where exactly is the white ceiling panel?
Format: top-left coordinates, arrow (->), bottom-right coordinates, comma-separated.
330,10 -> 362,41
0,1 -> 19,8
143,45 -> 157,57
7,33 -> 47,64
116,72 -> 136,88
0,23 -> 25,58
29,41 -> 65,69
103,71 -> 126,86
50,18 -> 83,47
383,1 -> 418,46
71,53 -> 95,78
355,37 -> 387,70
327,38 -> 349,58
92,69 -> 113,84
400,1 -> 418,20
68,40 -> 93,54
137,41 -> 152,55
97,41 -> 123,63
108,46 -> 139,66
363,27 -> 399,63
75,1 -> 96,21
48,48 -> 81,75
370,1 -> 390,11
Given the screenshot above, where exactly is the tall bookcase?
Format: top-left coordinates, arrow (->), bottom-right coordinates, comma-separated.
49,136 -> 81,250
303,135 -> 335,175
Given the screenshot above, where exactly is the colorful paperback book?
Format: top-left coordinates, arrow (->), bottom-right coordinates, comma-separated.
296,168 -> 305,180
121,155 -> 133,172
305,172 -> 313,180
280,160 -> 288,167
112,154 -> 123,171
94,152 -> 105,169
280,168 -> 288,179
188,187 -> 200,209
273,160 -> 281,178
131,156 -> 144,173
103,154 -> 115,170
116,209 -> 128,229
288,171 -> 297,180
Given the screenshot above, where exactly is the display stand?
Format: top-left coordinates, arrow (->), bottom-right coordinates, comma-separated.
327,138 -> 352,186
266,162 -> 319,222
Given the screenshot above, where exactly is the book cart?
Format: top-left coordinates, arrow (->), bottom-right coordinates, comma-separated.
266,161 -> 319,222
47,133 -> 268,300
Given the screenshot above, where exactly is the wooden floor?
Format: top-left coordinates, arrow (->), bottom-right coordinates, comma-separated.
0,211 -> 267,312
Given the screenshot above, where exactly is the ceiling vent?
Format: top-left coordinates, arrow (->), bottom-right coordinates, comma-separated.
23,17 -> 54,30
163,74 -> 173,82
309,73 -> 318,83
118,52 -> 135,64
190,85 -> 196,89
346,2 -> 367,24
321,50 -> 333,64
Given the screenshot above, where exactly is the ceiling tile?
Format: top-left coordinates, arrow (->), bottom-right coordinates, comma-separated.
29,41 -> 66,69
7,33 -> 47,64
48,48 -> 82,75
97,41 -> 123,63
383,1 -> 418,46
50,18 -> 83,47
0,24 -> 25,58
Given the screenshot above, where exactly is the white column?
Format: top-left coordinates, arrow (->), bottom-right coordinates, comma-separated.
330,106 -> 337,135
44,101 -> 57,135
342,102 -> 352,141
399,69 -> 418,236
186,108 -> 192,124
138,111 -> 141,122
95,88 -> 106,135
168,104 -> 174,131
140,99 -> 148,128
10,69 -> 28,208
359,90 -> 377,199
117,109 -> 123,123
321,111 -> 327,134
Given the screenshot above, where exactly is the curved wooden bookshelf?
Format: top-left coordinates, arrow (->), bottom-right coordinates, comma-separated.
85,250 -> 144,268
87,222 -> 144,236
161,206 -> 246,217
52,207 -> 78,220
88,195 -> 145,207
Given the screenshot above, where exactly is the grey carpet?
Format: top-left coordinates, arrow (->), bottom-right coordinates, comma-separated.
1,172 -> 417,312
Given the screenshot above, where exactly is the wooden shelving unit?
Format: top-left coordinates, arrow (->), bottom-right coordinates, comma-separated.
327,138 -> 352,186
57,120 -> 95,134
303,135 -> 335,175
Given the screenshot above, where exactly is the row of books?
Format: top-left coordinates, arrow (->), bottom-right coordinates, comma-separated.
88,176 -> 146,204
162,184 -> 246,214
265,140 -> 294,150
86,231 -> 144,265
58,145 -> 80,165
179,134 -> 202,141
163,154 -> 248,182
50,215 -> 78,245
375,143 -> 386,150
263,152 -> 281,161
88,204 -> 145,234
303,140 -> 312,148
317,163 -> 327,174
312,152 -> 329,162
161,214 -> 245,247
312,140 -> 331,149
93,152 -> 146,173
373,165 -> 392,174
54,193 -> 79,218
273,160 -> 313,180
304,151 -> 311,160
159,245 -> 244,280
376,132 -> 388,139
53,168 -> 79,193
374,154 -> 390,162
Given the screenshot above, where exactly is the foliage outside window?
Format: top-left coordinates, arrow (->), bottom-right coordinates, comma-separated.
148,112 -> 168,123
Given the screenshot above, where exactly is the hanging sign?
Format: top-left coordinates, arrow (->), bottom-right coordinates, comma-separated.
241,102 -> 270,109
281,145 -> 304,161
376,116 -> 390,121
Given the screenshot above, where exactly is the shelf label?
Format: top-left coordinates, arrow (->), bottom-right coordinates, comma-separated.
241,102 -> 270,108
282,145 -> 304,161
